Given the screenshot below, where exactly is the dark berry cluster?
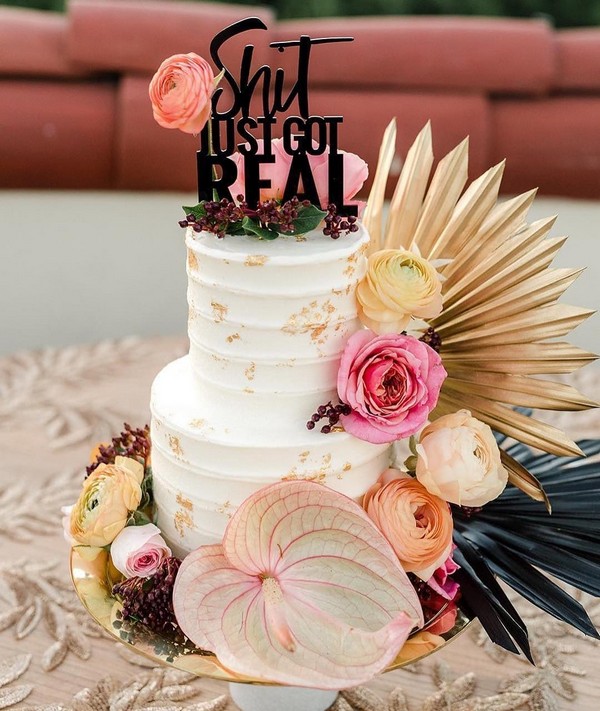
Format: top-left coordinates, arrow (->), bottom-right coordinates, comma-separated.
255,196 -> 310,233
408,573 -> 455,624
323,204 -> 359,239
112,556 -> 182,637
456,505 -> 483,518
307,400 -> 352,434
86,423 -> 150,477
179,198 -> 246,239
419,326 -> 442,353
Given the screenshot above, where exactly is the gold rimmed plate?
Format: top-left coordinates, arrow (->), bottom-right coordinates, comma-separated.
70,547 -> 474,681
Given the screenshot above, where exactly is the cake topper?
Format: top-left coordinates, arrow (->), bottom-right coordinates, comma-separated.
150,17 -> 368,238
199,17 -> 356,213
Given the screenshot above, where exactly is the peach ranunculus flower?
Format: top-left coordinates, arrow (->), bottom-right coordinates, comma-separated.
363,469 -> 453,580
68,456 -> 144,548
229,138 -> 368,208
149,53 -> 217,135
415,410 -> 508,507
357,248 -> 443,334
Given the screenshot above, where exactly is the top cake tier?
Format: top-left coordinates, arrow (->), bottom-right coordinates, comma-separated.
186,225 -> 369,420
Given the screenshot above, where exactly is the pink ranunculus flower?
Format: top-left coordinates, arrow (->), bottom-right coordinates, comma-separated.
230,138 -> 368,208
149,53 -> 216,135
110,523 -> 171,578
338,330 -> 447,444
427,549 -> 460,601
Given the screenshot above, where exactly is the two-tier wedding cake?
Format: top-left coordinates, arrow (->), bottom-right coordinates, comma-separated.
151,226 -> 390,555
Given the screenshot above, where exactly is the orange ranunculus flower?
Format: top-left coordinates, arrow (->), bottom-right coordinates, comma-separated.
392,630 -> 445,666
68,456 -> 144,548
149,53 -> 216,135
356,249 -> 443,334
363,469 -> 453,580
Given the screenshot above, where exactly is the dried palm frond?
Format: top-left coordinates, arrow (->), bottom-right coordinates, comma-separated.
454,433 -> 600,658
366,121 -> 598,459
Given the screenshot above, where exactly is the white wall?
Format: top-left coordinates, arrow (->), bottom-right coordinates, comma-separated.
0,191 -> 598,357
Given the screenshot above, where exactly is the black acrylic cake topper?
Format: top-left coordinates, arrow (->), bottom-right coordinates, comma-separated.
197,17 -> 356,216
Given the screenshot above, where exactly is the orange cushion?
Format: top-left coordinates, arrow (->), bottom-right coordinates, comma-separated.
116,74 -> 201,191
556,29 -> 600,90
67,0 -> 275,75
492,97 -> 600,198
0,81 -> 115,188
0,7 -> 89,78
273,17 -> 554,95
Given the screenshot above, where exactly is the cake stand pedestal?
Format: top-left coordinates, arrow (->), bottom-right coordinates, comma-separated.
229,683 -> 337,711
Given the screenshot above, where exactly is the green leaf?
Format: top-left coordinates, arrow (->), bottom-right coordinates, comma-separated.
242,217 -> 280,240
409,435 -> 418,456
129,510 -> 152,526
227,220 -> 246,235
404,455 -> 418,473
182,203 -> 207,220
292,203 -> 327,235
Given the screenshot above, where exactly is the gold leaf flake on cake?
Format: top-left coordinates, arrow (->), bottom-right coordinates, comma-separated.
282,299 -> 338,344
244,254 -> 269,267
243,387 -> 254,394
176,493 -> 193,511
295,235 -> 307,242
211,301 -> 228,323
216,500 -> 234,518
187,248 -> 199,272
244,362 -> 256,380
338,462 -> 352,480
189,418 -> 205,429
226,332 -> 241,343
276,358 -> 296,367
167,434 -> 183,457
284,452 -> 333,483
282,467 -> 327,484
174,509 -> 193,537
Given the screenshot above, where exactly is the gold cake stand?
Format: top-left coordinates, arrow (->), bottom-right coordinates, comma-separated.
70,547 -> 474,683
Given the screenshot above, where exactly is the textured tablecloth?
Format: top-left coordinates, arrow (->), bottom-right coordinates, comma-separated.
0,336 -> 599,710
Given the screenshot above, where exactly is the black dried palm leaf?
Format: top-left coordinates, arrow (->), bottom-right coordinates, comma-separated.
453,434 -> 600,659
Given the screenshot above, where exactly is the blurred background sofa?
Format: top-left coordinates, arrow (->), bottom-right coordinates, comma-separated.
3,0 -> 600,198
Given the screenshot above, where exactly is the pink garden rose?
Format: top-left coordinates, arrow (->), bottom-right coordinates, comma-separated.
110,523 -> 171,578
230,138 -> 368,208
149,53 -> 216,135
338,330 -> 447,444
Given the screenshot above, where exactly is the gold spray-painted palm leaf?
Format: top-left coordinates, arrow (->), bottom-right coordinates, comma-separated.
364,120 -> 597,464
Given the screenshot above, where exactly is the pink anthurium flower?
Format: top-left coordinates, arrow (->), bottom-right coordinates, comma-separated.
173,481 -> 423,689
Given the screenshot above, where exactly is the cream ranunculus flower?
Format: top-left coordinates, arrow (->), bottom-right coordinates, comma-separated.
69,456 -> 144,548
356,248 -> 443,334
415,410 -> 508,507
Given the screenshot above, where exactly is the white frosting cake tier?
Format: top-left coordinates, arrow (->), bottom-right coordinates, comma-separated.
151,223 -> 392,556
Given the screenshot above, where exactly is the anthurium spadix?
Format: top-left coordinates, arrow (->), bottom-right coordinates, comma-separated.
173,480 -> 424,689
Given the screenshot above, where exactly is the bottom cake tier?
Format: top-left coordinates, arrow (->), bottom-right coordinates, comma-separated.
150,356 -> 391,556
